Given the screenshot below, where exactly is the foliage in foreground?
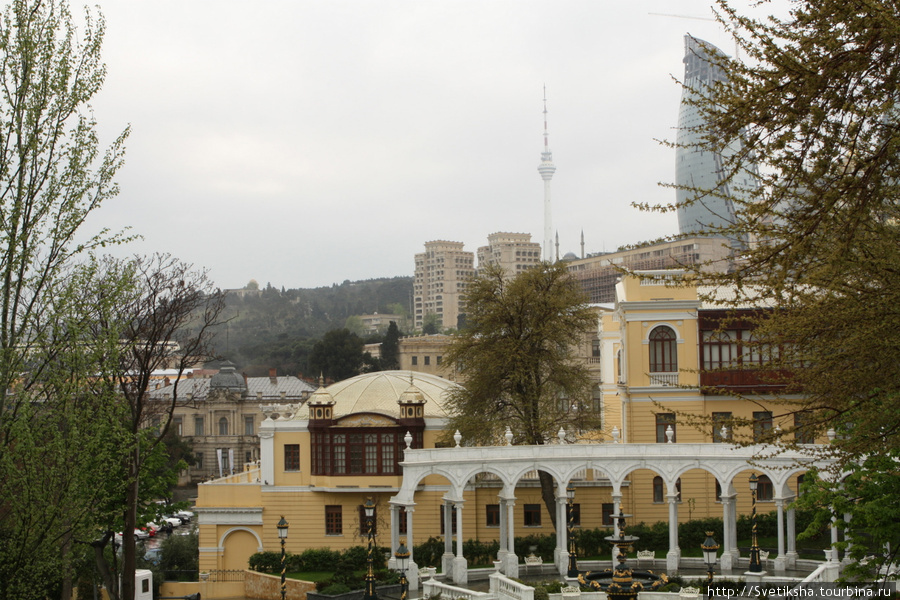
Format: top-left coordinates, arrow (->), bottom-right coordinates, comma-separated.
648,0 -> 900,574
445,262 -> 597,529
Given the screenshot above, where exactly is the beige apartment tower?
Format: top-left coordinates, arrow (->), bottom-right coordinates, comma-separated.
476,232 -> 542,276
414,240 -> 474,331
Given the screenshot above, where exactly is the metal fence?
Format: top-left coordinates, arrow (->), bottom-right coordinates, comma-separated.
207,569 -> 245,582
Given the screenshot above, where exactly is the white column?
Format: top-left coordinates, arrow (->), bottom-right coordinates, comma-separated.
555,491 -> 569,575
774,498 -> 786,573
258,425 -> 275,485
720,494 -> 735,571
666,492 -> 681,571
442,500 -> 454,577
612,494 -> 622,538
786,500 -> 798,568
730,494 -> 739,558
505,497 -> 519,578
388,505 -> 400,570
498,498 -> 508,563
406,506 -> 420,591
452,501 -> 468,585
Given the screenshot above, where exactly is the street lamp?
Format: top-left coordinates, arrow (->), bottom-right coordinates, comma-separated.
277,516 -> 289,600
701,531 -> 719,584
566,486 -> 578,577
363,497 -> 378,600
748,474 -> 762,573
395,538 -> 410,600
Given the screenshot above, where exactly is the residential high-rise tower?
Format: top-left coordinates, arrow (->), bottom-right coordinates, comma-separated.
413,241 -> 474,331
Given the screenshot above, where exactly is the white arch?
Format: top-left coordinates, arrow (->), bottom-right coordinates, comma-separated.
393,442 -> 834,581
218,526 -> 264,553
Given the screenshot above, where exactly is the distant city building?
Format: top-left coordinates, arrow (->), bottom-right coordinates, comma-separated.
397,334 -> 457,381
148,362 -> 315,483
565,237 -> 732,303
676,35 -> 758,239
356,313 -> 405,334
413,240 -> 474,330
476,232 -> 542,277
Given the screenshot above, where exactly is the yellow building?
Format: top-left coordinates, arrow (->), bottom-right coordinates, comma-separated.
197,271 -> 817,583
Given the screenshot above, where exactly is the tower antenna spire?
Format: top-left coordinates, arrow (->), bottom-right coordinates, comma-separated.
538,85 -> 557,262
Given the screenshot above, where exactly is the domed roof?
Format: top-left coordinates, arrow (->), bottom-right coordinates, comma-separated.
210,362 -> 246,392
298,370 -> 458,419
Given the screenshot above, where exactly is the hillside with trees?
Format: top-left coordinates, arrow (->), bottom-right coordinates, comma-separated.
212,276 -> 413,377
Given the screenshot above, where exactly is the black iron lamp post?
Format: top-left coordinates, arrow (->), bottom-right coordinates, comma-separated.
277,516 -> 289,600
395,538 -> 410,600
566,486 -> 579,577
701,531 -> 719,584
748,474 -> 762,573
363,497 -> 378,600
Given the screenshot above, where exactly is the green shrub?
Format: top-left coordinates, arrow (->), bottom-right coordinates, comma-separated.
537,580 -> 564,594
320,583 -> 352,596
160,531 -> 199,574
300,548 -> 342,571
413,537 -> 444,568
533,587 -> 549,600
339,545 -> 371,571
249,551 -> 286,574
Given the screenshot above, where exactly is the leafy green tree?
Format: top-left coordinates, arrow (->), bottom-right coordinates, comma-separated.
794,452 -> 900,580
380,321 -> 401,370
0,0 -> 130,595
308,328 -> 365,382
421,312 -> 441,335
652,0 -> 900,570
444,263 -> 597,529
344,315 -> 366,336
93,254 -> 225,600
663,0 -> 900,454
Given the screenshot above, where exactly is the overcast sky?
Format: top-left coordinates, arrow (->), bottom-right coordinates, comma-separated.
85,0 -> 784,290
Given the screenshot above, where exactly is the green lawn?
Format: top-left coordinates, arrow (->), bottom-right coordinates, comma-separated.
286,571 -> 333,582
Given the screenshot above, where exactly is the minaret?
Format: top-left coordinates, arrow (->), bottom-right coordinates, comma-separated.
537,86 -> 556,262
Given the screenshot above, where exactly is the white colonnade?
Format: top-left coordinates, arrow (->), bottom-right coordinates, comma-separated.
389,442 -> 831,587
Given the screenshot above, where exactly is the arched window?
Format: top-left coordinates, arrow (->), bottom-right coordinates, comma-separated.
757,475 -> 774,501
649,326 -> 677,372
218,417 -> 228,436
653,476 -> 664,503
653,476 -> 681,502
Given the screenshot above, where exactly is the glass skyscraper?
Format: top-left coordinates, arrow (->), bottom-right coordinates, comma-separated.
676,35 -> 757,239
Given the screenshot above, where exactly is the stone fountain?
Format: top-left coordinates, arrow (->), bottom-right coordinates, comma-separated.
577,513 -> 668,600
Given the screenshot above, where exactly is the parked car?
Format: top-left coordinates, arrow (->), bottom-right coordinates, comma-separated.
175,510 -> 194,523
133,528 -> 149,540
162,516 -> 182,528
143,548 -> 161,565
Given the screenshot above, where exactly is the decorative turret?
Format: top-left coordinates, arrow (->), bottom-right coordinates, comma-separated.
397,374 -> 426,422
307,375 -> 336,424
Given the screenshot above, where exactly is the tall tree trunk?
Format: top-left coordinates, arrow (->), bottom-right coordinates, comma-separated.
121,451 -> 140,600
92,532 -> 119,600
539,470 -> 558,531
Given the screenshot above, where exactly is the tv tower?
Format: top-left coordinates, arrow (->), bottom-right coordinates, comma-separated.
537,86 -> 557,262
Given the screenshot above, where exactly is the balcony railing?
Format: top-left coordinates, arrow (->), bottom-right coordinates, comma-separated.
648,372 -> 679,386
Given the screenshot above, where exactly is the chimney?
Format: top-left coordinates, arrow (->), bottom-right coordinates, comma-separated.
269,368 -> 277,384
